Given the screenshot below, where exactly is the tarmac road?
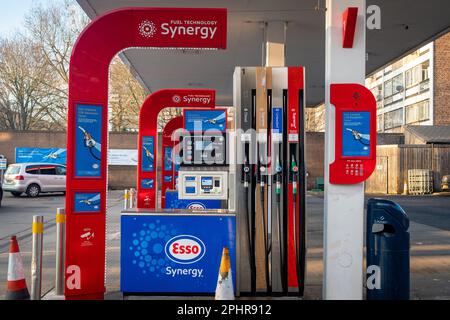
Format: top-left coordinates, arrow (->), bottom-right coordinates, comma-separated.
1,190 -> 450,299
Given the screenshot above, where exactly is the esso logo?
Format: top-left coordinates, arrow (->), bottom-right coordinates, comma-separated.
165,235 -> 206,264
187,202 -> 206,210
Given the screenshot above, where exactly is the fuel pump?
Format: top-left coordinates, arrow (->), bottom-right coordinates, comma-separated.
234,66 -> 306,296
121,100 -> 236,296
176,108 -> 230,210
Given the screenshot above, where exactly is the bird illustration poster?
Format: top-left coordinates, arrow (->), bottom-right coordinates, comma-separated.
141,136 -> 155,172
15,148 -> 66,165
184,109 -> 226,132
74,192 -> 101,213
342,111 -> 371,157
75,104 -> 102,177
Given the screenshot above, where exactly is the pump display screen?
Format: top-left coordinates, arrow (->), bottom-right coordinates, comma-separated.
195,140 -> 213,151
342,111 -> 371,157
180,133 -> 226,165
201,176 -> 213,190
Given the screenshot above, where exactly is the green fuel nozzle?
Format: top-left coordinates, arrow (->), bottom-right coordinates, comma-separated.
275,156 -> 282,196
291,154 -> 298,196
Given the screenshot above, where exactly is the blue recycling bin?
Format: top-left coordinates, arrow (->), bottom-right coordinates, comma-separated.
366,198 -> 410,300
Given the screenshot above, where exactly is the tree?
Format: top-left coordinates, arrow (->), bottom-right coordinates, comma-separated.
109,57 -> 148,132
24,0 -> 89,128
0,34 -> 57,130
0,1 -> 148,131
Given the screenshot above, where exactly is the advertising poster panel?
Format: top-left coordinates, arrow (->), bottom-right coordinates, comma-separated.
121,214 -> 236,293
342,111 -> 371,157
141,136 -> 155,172
75,104 -> 103,177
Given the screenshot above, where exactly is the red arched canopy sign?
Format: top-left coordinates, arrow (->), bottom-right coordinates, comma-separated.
137,89 -> 215,209
65,7 -> 226,300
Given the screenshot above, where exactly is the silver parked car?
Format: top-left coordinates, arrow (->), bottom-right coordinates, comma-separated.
2,163 -> 66,197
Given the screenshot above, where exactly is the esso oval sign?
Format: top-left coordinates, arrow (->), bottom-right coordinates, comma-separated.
187,202 -> 206,210
165,235 -> 206,264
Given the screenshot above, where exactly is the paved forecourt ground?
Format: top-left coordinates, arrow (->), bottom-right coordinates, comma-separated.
1,190 -> 450,299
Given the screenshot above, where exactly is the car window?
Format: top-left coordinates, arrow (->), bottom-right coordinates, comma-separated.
56,166 -> 66,176
25,165 -> 40,175
5,165 -> 20,175
39,166 -> 57,175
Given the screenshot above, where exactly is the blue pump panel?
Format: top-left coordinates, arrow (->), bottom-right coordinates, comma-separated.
121,213 -> 236,294
164,190 -> 221,210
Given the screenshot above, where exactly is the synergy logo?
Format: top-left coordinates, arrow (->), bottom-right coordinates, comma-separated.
172,95 -> 181,103
139,20 -> 157,38
165,235 -> 206,264
187,202 -> 206,210
138,19 -> 219,40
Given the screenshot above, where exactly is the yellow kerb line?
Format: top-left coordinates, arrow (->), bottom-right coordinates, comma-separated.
32,222 -> 44,234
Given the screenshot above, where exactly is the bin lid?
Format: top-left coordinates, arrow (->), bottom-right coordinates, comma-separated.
367,198 -> 409,231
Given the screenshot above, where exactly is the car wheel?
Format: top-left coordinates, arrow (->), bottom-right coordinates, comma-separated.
11,192 -> 22,197
26,184 -> 41,198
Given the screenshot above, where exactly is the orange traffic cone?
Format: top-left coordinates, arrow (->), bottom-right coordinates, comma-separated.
5,236 -> 30,300
215,247 -> 234,300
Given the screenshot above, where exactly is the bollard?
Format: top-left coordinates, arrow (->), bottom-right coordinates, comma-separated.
129,188 -> 135,209
31,215 -> 44,300
124,189 -> 129,210
55,208 -> 66,295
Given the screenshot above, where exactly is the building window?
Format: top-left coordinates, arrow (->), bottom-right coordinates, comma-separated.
371,85 -> 383,102
405,100 -> 430,124
405,61 -> 430,88
392,74 -> 404,95
384,108 -> 403,130
377,114 -> 384,132
384,79 -> 393,98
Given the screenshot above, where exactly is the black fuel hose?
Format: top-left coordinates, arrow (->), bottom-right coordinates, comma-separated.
88,146 -> 101,161
243,162 -> 256,295
275,169 -> 286,293
259,174 -> 271,294
291,154 -> 302,296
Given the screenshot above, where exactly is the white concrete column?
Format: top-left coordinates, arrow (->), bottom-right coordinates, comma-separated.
324,0 -> 366,300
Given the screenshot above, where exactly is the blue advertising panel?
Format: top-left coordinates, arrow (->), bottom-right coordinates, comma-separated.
75,104 -> 102,177
272,107 -> 283,134
163,175 -> 173,183
164,190 -> 222,209
141,179 -> 154,189
163,147 -> 173,171
141,136 -> 154,172
184,110 -> 226,132
174,153 -> 181,172
15,148 -> 66,165
121,214 -> 236,293
74,193 -> 101,213
342,111 -> 371,157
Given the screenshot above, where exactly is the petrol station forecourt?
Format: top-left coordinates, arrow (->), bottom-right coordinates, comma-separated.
0,0 -> 450,305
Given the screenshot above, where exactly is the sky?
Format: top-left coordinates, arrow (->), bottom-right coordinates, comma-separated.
0,0 -> 34,35
0,0 -> 60,36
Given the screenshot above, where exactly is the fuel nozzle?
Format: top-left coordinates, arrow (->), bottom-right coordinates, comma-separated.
275,156 -> 282,198
243,155 -> 251,188
291,154 -> 298,196
78,126 -> 96,148
258,156 -> 266,188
